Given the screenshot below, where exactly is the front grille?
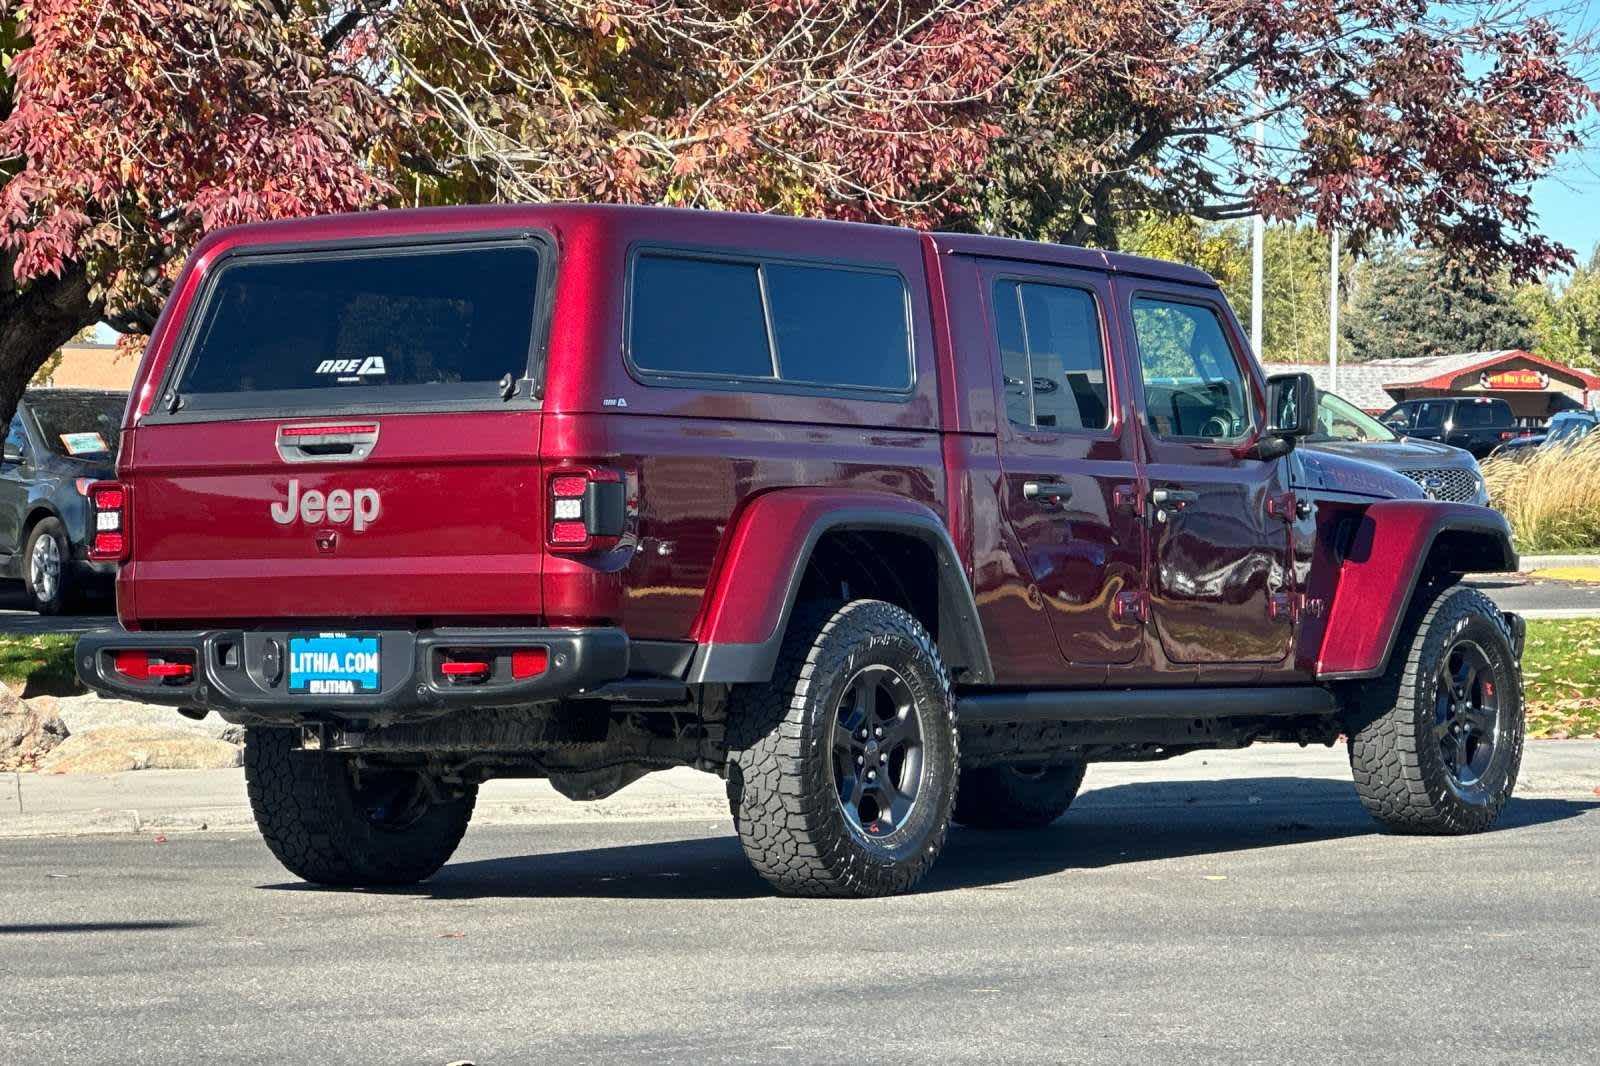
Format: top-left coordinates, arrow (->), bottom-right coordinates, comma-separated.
1399,467 -> 1478,502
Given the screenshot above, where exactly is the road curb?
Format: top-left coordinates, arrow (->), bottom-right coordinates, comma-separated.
1519,553 -> 1600,570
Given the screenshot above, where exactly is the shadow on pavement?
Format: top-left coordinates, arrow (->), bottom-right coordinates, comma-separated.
0,580 -> 116,635
0,920 -> 200,935
264,777 -> 1599,902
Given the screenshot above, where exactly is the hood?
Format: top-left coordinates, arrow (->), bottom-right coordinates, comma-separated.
1302,436 -> 1475,468
1292,447 -> 1429,501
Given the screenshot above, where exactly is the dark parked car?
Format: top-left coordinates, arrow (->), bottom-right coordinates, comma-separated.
1379,396 -> 1522,458
1300,389 -> 1488,504
1490,410 -> 1598,461
0,388 -> 125,613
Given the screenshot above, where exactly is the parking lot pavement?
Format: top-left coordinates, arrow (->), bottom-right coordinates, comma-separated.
3,749 -> 1598,1065
1469,572 -> 1600,617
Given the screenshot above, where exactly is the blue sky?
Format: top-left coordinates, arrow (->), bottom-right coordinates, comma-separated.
1535,146 -> 1600,267
1532,2 -> 1600,268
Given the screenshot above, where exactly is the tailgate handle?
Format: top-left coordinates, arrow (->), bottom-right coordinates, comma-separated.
276,423 -> 380,464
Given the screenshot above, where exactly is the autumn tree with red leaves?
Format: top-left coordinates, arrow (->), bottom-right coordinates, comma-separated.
0,0 -> 394,426
0,0 -> 1594,430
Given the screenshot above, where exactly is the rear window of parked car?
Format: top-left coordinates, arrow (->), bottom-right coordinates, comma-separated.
629,252 -> 912,393
172,243 -> 542,411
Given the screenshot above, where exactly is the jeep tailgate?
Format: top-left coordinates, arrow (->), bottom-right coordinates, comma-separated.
118,412 -> 544,625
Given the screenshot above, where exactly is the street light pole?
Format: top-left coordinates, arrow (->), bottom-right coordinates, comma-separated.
1328,229 -> 1341,393
1251,117 -> 1265,357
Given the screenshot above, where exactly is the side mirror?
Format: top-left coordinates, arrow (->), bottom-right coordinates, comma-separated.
1266,373 -> 1317,438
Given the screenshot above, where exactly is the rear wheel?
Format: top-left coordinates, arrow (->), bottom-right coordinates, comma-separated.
244,727 -> 476,886
725,600 -> 959,897
1347,585 -> 1523,834
953,760 -> 1086,830
24,518 -> 74,615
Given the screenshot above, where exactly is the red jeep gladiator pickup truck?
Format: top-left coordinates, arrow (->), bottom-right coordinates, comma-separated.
76,204 -> 1524,898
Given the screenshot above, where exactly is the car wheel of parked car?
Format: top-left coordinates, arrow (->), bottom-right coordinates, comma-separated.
1347,584 -> 1523,835
725,599 -> 959,897
244,727 -> 477,886
953,760 -> 1086,830
24,517 -> 74,615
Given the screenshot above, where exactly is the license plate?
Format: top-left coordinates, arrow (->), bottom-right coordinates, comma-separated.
288,634 -> 380,694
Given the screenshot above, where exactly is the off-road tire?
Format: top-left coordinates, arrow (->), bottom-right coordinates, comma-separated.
244,727 -> 477,886
725,599 -> 959,897
23,517 -> 75,615
1347,584 -> 1523,835
953,760 -> 1087,830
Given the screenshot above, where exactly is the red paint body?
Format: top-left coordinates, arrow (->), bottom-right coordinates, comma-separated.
111,204 -> 1515,685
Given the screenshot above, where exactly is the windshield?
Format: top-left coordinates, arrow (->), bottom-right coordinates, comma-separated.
1312,391 -> 1398,442
27,393 -> 125,458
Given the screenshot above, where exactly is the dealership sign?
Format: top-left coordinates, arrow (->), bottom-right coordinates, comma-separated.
1479,368 -> 1549,390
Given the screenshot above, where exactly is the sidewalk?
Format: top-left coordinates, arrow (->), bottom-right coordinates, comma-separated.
3,741 -> 1594,839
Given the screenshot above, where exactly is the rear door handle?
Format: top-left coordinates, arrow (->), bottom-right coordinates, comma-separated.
1023,480 -> 1073,506
1150,487 -> 1199,506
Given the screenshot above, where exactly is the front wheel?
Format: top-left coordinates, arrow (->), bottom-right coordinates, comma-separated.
725,600 -> 959,897
1347,585 -> 1523,834
244,728 -> 476,886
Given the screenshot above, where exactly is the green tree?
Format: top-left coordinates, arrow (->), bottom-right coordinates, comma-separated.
1517,246 -> 1600,369
1343,247 -> 1532,362
1117,216 -> 1346,365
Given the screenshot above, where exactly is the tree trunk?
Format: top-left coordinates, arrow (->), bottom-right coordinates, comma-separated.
0,262 -> 100,429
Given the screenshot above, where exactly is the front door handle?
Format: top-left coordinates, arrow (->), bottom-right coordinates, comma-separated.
1023,480 -> 1073,506
1150,486 -> 1199,525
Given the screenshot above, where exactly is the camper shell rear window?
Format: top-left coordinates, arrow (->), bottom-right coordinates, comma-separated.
166,240 -> 544,415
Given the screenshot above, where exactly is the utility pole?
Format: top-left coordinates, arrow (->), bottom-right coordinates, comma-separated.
1250,116 -> 1265,357
1327,229 -> 1341,393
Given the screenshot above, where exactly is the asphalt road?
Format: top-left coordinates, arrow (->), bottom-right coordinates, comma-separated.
5,778 -> 1598,1065
1467,573 -> 1600,616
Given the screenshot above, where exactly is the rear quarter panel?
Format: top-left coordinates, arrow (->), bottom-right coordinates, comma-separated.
538,211 -> 947,638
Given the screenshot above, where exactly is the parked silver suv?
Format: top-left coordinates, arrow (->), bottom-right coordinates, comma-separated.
1300,389 -> 1488,505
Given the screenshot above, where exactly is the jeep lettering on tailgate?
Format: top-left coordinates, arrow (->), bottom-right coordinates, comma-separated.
270,479 -> 381,531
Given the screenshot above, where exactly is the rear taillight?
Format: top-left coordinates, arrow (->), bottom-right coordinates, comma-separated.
87,481 -> 129,562
1500,431 -> 1516,440
547,468 -> 627,551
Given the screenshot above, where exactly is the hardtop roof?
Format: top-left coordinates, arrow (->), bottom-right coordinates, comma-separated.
196,203 -> 1218,288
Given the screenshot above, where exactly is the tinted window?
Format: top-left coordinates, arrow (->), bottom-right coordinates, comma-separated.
27,393 -> 124,457
765,264 -> 910,390
177,245 -> 540,404
1455,403 -> 1493,428
630,257 -> 773,379
992,281 -> 1109,431
630,254 -> 912,392
1131,298 -> 1250,441
1414,402 -> 1447,429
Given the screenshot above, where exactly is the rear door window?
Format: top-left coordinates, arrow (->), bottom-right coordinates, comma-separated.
992,280 -> 1110,431
629,252 -> 912,393
172,243 -> 542,413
